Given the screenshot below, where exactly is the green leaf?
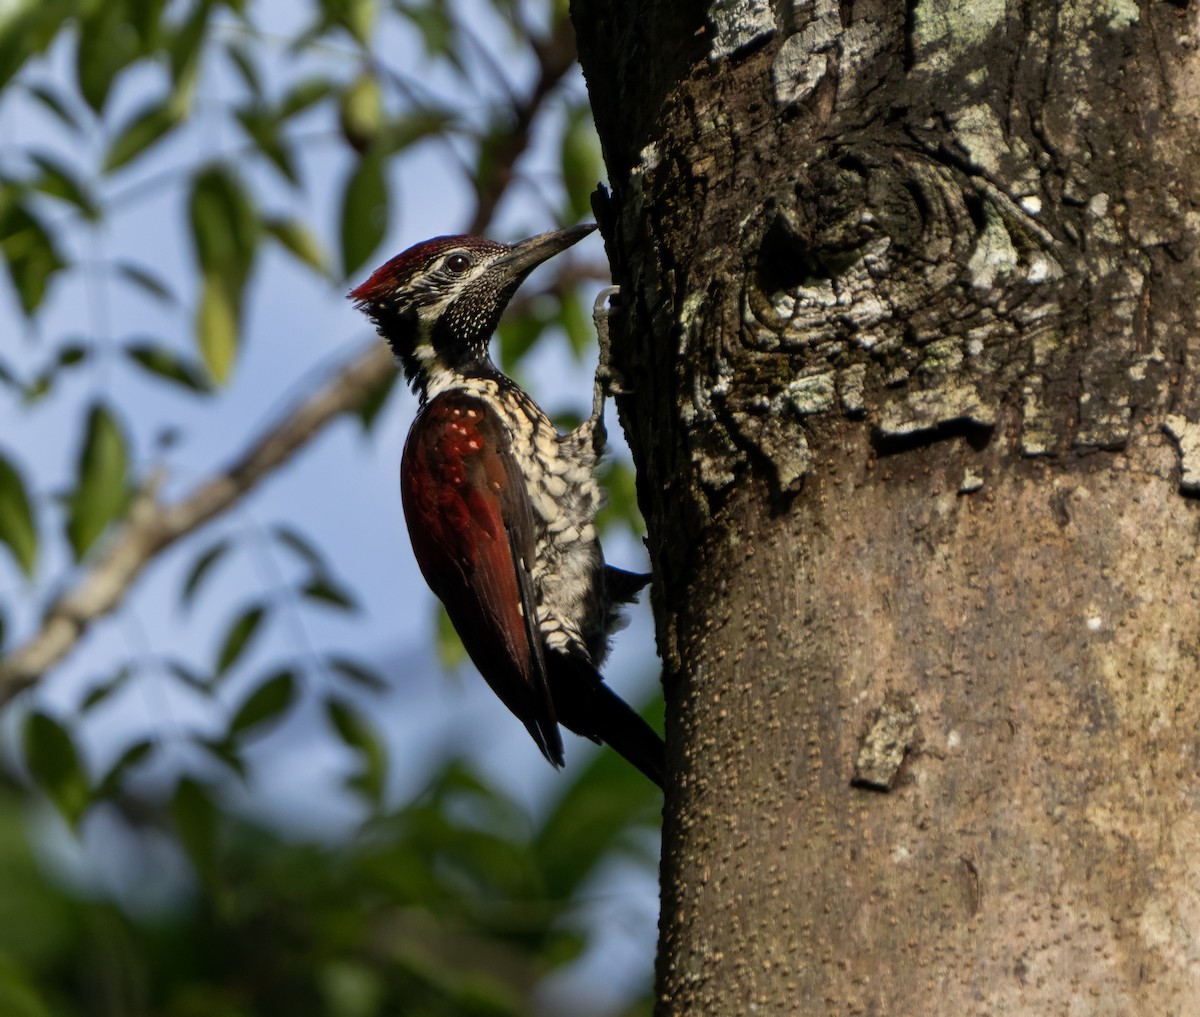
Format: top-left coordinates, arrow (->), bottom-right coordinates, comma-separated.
436,603 -> 467,669
172,777 -> 218,879
65,403 -> 129,560
400,1 -> 457,60
166,658 -> 212,694
271,525 -> 326,570
214,603 -> 267,679
189,166 -> 258,381
301,577 -> 357,612
0,453 -> 37,577
189,166 -> 258,284
235,106 -> 297,184
125,341 -> 212,392
181,539 -> 230,609
29,153 -> 98,219
281,76 -> 333,119
0,198 -> 65,316
326,698 -> 387,807
81,665 -> 133,712
192,734 -> 246,779
561,103 -> 602,222
196,273 -> 238,384
102,98 -> 181,173
76,1 -> 138,113
230,670 -> 297,738
127,0 -> 168,50
116,260 -> 176,303
224,38 -> 261,97
0,3 -> 70,94
339,148 -> 388,278
321,0 -> 377,43
338,73 -> 381,153
378,108 -> 456,156
24,82 -> 80,131
168,0 -> 212,99
355,370 -> 398,431
326,655 -> 387,692
534,694 -> 663,900
264,216 -> 329,275
95,739 -> 154,798
0,953 -> 52,1017
23,712 -> 89,826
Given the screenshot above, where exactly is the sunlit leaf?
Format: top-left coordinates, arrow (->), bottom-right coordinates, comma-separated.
214,603 -> 267,679
321,0 -> 377,43
181,539 -> 230,609
326,698 -> 387,806
189,166 -> 258,382
23,712 -> 88,826
230,670 -> 297,738
29,153 -> 98,219
0,453 -> 36,577
65,403 -> 129,560
168,0 -> 212,99
0,952 -> 51,1017
196,272 -> 238,384
102,98 -> 181,173
264,216 -> 329,275
338,73 -> 381,153
125,341 -> 212,393
339,148 -> 388,278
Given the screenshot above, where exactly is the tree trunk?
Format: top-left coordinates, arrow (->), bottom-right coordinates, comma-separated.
573,0 -> 1200,1012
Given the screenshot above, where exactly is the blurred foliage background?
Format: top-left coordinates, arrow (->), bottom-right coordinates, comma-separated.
0,0 -> 661,1013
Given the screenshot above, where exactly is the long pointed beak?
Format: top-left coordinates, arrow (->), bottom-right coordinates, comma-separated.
492,223 -> 598,279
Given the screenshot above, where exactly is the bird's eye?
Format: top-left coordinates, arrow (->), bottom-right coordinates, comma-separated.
445,253 -> 472,274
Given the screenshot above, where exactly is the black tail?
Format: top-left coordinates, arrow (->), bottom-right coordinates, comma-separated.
551,655 -> 665,789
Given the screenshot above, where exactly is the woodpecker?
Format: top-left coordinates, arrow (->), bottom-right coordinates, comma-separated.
350,224 -> 664,787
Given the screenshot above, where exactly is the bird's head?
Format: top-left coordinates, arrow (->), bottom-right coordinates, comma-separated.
350,223 -> 597,395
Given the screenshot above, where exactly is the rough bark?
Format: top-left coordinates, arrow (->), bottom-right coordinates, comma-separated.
573,0 -> 1200,1012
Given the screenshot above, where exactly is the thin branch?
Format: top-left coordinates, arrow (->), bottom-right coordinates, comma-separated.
0,17 -> 585,704
467,15 -> 579,235
0,343 -> 394,704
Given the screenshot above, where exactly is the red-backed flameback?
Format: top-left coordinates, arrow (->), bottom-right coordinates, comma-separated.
350,224 -> 664,787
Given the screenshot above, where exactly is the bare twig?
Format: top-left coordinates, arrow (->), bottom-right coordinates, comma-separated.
0,344 -> 395,703
0,18 -> 583,704
467,15 -> 579,235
